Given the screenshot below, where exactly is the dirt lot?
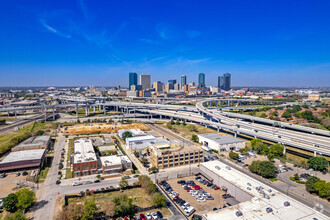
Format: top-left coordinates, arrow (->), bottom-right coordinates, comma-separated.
63,123 -> 149,135
0,171 -> 37,198
166,176 -> 227,214
61,188 -> 171,219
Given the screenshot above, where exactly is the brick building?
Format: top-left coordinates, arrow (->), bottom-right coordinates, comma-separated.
72,139 -> 98,177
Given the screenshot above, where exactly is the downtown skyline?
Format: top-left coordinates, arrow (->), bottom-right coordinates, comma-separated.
0,0 -> 330,87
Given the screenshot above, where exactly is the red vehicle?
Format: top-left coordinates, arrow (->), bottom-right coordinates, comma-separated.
140,213 -> 146,220
187,188 -> 191,192
194,185 -> 201,190
173,196 -> 179,201
214,186 -> 220,190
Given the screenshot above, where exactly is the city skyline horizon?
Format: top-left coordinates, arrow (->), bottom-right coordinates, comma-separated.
1,1 -> 330,87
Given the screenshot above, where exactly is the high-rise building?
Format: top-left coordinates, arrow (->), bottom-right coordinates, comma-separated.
168,79 -> 176,85
129,72 -> 137,90
198,73 -> 205,88
174,83 -> 180,90
181,75 -> 187,89
223,73 -> 231,91
218,76 -> 224,89
89,85 -> 95,94
153,81 -> 163,92
140,73 -> 151,90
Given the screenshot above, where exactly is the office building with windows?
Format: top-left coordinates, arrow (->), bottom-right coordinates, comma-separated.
150,143 -> 204,169
140,73 -> 151,90
181,75 -> 187,89
72,139 -> 98,177
198,73 -> 205,88
168,79 -> 176,85
224,73 -> 231,91
129,72 -> 138,90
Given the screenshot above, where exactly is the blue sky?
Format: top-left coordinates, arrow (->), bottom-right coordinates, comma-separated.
0,0 -> 330,87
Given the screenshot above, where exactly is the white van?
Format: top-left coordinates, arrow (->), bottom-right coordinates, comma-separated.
185,206 -> 195,216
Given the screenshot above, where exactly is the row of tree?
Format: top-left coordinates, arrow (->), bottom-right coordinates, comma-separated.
137,175 -> 166,207
251,138 -> 284,161
305,176 -> 330,200
249,160 -> 277,178
2,188 -> 36,219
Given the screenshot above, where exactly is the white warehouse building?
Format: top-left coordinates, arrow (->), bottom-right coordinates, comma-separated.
197,133 -> 245,152
125,135 -> 156,151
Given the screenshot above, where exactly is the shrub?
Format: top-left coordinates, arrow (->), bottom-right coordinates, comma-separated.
229,152 -> 239,160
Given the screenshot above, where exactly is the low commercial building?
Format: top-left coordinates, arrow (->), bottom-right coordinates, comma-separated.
125,135 -> 157,151
0,149 -> 46,172
11,135 -> 51,152
199,160 -> 328,220
100,155 -> 132,175
72,139 -> 98,177
197,133 -> 245,152
150,142 -> 204,169
118,129 -> 146,139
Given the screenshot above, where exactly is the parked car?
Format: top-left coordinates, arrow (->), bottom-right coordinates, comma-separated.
22,171 -> 28,176
72,182 -> 82,186
145,213 -> 152,220
140,213 -> 146,220
15,172 -> 21,177
156,211 -> 163,219
94,179 -> 101,183
0,173 -> 6,178
151,212 -> 158,219
56,180 -> 61,185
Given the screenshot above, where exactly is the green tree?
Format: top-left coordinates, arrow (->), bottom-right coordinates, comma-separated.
112,194 -> 135,217
36,130 -> 45,136
3,193 -> 18,213
249,161 -> 261,174
314,180 -> 327,197
146,181 -> 156,195
294,173 -> 299,180
152,193 -> 166,207
281,111 -> 292,119
267,153 -> 274,161
191,134 -> 199,143
150,166 -> 158,173
119,177 -> 129,189
166,123 -> 172,130
175,118 -> 180,125
0,119 -> 6,125
307,157 -> 328,171
169,119 -> 174,125
229,152 -> 239,160
82,198 -> 98,220
182,119 -> 186,126
122,131 -> 133,141
269,144 -> 284,157
251,138 -> 263,150
15,189 -> 36,211
271,111 -> 278,117
258,161 -> 276,178
260,113 -> 267,118
302,104 -> 309,109
305,176 -> 319,193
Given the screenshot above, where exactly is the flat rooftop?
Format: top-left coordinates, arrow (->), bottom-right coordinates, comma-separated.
73,139 -> 97,163
100,155 -> 122,166
0,149 -> 45,164
198,133 -> 244,144
98,145 -> 116,152
13,135 -> 51,149
200,161 -> 328,220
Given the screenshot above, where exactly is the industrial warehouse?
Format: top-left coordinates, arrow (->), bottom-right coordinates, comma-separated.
198,160 -> 328,220
197,133 -> 245,152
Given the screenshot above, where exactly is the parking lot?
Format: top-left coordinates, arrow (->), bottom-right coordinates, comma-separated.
0,170 -> 36,198
160,175 -> 229,217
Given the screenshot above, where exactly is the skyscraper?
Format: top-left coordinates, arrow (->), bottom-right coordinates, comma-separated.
168,79 -> 176,85
223,73 -> 231,91
129,72 -> 137,90
181,75 -> 186,89
218,76 -> 224,89
198,73 -> 205,88
140,73 -> 151,90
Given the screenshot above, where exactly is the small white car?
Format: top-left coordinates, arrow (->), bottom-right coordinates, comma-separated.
145,213 -> 152,220
72,182 -> 82,186
151,212 -> 158,219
